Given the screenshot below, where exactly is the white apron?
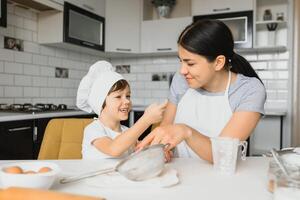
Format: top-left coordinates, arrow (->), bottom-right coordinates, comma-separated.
174,71 -> 233,158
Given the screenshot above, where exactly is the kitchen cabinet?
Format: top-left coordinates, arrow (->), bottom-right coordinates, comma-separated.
141,17 -> 192,53
105,0 -> 141,53
191,0 -> 253,15
249,115 -> 283,156
0,120 -> 34,160
254,0 -> 289,48
64,0 -> 105,16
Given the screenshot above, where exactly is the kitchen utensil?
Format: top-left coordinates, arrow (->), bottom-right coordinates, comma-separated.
210,137 -> 247,175
60,144 -> 167,184
271,148 -> 290,177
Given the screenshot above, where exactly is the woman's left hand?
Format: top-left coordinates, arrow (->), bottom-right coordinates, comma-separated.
136,124 -> 192,151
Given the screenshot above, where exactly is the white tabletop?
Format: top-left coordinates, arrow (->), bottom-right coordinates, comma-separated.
0,157 -> 273,200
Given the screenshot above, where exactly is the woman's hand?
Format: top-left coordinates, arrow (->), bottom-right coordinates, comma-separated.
136,124 -> 192,151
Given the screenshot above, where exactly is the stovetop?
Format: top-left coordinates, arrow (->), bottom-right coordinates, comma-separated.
0,103 -> 76,113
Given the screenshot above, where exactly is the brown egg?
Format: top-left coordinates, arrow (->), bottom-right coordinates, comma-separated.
4,166 -> 23,174
23,170 -> 37,174
38,167 -> 52,173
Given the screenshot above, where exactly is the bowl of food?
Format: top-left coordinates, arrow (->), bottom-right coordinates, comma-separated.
0,161 -> 61,189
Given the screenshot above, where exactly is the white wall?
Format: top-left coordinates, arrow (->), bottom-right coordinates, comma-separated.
0,4 -> 105,107
0,3 -> 290,112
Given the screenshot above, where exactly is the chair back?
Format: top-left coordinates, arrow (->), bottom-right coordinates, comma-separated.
38,118 -> 93,160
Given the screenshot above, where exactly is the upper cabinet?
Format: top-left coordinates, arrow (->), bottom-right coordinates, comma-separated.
105,0 -> 141,53
141,17 -> 192,53
254,0 -> 289,48
64,0 -> 105,16
191,0 -> 254,15
140,0 -> 192,53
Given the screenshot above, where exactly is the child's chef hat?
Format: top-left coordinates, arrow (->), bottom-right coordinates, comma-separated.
76,60 -> 124,115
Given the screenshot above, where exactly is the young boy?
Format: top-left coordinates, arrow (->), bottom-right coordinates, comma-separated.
77,61 -> 167,159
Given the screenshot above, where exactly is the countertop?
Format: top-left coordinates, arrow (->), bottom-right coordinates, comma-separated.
0,157 -> 273,200
0,106 -> 287,122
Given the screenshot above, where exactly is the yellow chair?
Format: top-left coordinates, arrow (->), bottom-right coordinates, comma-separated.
38,118 -> 93,160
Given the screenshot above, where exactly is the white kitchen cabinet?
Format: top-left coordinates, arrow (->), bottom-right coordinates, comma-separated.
191,0 -> 253,15
255,0 -> 289,48
141,17 -> 192,53
249,116 -> 283,156
64,0 -> 105,16
105,0 -> 141,53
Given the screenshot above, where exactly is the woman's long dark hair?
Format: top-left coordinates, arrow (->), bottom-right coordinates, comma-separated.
178,19 -> 262,83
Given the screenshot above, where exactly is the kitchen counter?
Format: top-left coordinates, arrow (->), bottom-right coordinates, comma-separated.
0,157 -> 273,200
0,107 -> 287,122
0,110 -> 94,122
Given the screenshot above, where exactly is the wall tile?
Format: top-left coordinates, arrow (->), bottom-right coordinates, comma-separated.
14,51 -> 32,64
23,41 -> 39,53
0,61 -> 3,72
48,56 -> 62,67
24,64 -> 40,76
15,27 -> 32,41
0,49 -> 14,61
32,77 -> 48,87
48,77 -> 62,87
0,74 -> 14,85
251,61 -> 268,70
23,18 -> 37,31
7,13 -> 23,28
40,46 -> 56,56
40,66 -> 54,77
40,87 -> 55,97
4,62 -> 23,74
15,75 -> 31,86
33,54 -> 48,65
24,87 -> 39,97
4,86 -> 22,97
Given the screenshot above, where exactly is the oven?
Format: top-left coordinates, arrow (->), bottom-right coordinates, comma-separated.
194,10 -> 253,48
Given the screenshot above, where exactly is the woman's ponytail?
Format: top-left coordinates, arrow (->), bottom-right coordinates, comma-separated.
230,53 -> 263,83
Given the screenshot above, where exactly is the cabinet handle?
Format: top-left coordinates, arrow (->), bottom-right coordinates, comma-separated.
8,127 -> 31,132
81,41 -> 95,47
82,4 -> 94,11
33,126 -> 38,142
157,48 -> 172,51
213,8 -> 230,12
116,48 -> 132,52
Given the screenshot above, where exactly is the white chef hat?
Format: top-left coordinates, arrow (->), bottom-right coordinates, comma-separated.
76,60 -> 124,115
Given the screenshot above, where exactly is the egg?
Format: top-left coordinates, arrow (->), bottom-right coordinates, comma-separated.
3,166 -> 23,174
23,170 -> 37,174
38,167 -> 52,173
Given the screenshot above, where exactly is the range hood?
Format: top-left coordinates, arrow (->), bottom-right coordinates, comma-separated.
8,0 -> 63,11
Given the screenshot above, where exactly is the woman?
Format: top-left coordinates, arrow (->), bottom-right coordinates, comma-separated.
137,19 -> 266,162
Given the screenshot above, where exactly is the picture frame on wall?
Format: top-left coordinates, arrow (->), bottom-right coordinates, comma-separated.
0,0 -> 7,27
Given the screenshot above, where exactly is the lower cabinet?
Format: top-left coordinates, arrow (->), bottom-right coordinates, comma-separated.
249,115 -> 283,156
0,120 -> 34,160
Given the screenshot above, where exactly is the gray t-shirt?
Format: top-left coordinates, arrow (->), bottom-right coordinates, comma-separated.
168,72 -> 266,114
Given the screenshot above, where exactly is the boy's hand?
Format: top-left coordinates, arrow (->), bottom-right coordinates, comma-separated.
143,100 -> 168,124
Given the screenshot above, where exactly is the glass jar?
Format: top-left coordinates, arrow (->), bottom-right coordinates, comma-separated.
273,172 -> 300,200
268,159 -> 299,193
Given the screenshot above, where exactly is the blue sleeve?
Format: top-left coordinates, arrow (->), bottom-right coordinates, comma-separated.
168,72 -> 189,105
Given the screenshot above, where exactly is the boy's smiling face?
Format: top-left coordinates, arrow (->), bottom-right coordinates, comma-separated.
101,85 -> 132,121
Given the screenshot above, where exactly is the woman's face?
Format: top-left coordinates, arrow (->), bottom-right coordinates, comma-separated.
178,45 -> 217,90
102,86 -> 132,121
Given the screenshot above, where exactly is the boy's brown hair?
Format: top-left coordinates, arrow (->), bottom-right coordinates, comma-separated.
102,79 -> 130,109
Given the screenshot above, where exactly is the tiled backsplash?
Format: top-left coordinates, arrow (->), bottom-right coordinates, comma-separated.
0,4 -> 290,110
111,51 -> 290,110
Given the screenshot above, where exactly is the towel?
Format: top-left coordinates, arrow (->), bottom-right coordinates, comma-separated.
84,167 -> 179,188
76,61 -> 124,115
